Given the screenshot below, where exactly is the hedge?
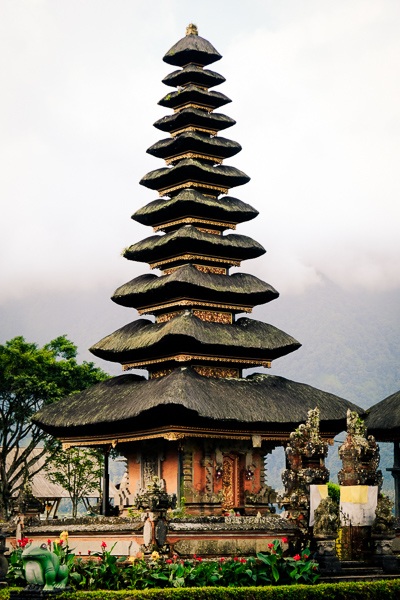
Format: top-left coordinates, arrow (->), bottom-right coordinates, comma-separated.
3,581 -> 400,600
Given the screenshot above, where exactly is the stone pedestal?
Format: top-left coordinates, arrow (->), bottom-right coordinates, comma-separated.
373,537 -> 399,573
315,536 -> 341,573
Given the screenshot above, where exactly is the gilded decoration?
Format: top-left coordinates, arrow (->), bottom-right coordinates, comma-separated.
150,368 -> 174,379
138,299 -> 251,316
122,354 -> 271,370
165,153 -> 221,166
157,311 -> 183,323
193,264 -> 227,275
196,226 -> 221,235
150,254 -> 240,269
170,126 -> 218,137
222,456 -> 235,510
192,309 -> 232,324
153,218 -> 235,233
193,366 -> 239,378
173,105 -> 214,114
186,23 -> 198,35
158,181 -> 228,197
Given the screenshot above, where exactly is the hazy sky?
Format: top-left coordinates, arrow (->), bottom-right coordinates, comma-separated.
1,0 -> 399,305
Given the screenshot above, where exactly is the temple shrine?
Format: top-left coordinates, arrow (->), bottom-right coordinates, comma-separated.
34,25 -> 362,518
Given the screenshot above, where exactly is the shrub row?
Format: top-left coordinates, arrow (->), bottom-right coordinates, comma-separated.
3,581 -> 400,600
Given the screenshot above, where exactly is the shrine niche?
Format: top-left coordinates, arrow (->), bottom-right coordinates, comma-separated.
34,26 -> 363,521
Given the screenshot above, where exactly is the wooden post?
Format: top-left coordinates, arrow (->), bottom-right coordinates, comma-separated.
102,448 -> 110,517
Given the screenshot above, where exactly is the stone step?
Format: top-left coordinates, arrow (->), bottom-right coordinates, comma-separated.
321,573 -> 400,583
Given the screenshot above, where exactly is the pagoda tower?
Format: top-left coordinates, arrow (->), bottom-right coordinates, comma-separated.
35,26 -> 362,516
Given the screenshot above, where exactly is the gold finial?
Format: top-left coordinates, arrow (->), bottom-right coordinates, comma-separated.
186,23 -> 198,36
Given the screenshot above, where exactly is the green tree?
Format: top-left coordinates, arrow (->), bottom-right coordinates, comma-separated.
0,335 -> 108,518
46,447 -> 103,518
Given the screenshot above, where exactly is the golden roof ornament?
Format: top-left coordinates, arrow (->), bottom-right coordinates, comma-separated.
186,23 -> 198,36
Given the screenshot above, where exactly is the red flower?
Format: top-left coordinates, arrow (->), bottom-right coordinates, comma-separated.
197,557 -> 202,562
293,554 -> 301,561
59,539 -> 63,546
173,554 -> 178,560
233,556 -> 238,561
47,539 -> 52,546
101,541 -> 107,549
240,558 -> 246,564
219,557 -> 225,562
166,559 -> 172,564
281,537 -> 288,544
88,550 -> 91,555
268,543 -> 274,549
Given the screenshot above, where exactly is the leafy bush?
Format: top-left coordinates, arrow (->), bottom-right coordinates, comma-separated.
4,580 -> 400,599
5,538 -> 318,590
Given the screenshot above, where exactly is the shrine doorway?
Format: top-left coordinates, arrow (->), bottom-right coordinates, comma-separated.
221,453 -> 245,510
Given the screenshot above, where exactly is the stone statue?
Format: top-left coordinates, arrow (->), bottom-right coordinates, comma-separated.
313,496 -> 339,537
372,494 -> 395,537
338,410 -> 382,487
22,545 -> 69,590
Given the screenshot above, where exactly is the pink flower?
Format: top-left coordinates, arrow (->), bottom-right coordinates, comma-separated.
281,537 -> 288,544
293,554 -> 301,561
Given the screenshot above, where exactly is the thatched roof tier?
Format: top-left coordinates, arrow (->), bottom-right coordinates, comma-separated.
153,108 -> 235,135
158,86 -> 231,111
365,390 -> 400,441
147,133 -> 241,162
163,30 -> 222,68
89,311 -> 300,366
111,264 -> 279,311
33,367 -> 363,441
139,159 -> 249,196
122,225 -> 265,267
132,189 -> 258,228
162,65 -> 225,89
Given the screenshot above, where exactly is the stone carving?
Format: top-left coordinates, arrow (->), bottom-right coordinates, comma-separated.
372,494 -> 395,537
135,476 -> 176,512
142,454 -> 159,488
142,515 -> 153,549
338,410 -> 383,487
155,518 -> 168,547
22,545 -> 69,590
279,408 -> 329,531
313,497 -> 339,537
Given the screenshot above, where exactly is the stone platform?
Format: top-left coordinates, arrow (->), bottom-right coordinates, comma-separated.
15,515 -> 296,558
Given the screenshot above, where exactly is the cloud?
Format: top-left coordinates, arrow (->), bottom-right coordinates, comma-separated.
0,0 -> 399,303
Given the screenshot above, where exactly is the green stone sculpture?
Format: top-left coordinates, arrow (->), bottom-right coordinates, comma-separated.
22,545 -> 69,590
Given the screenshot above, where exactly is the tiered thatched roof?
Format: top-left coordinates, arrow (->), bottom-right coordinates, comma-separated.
33,368 -> 363,442
366,390 -> 400,441
33,26 -> 361,442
